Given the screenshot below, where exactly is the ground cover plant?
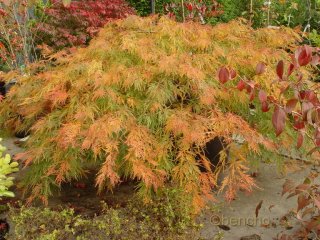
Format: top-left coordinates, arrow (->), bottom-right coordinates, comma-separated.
7,188 -> 199,240
0,16 -> 310,213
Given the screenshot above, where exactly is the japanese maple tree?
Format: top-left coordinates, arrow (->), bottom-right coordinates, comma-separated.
36,0 -> 135,50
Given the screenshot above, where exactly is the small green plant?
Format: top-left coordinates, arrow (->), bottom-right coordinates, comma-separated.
309,29 -> 320,46
8,190 -> 200,240
0,138 -> 18,198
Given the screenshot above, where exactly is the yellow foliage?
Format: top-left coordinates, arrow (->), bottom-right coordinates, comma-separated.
0,16 -> 303,208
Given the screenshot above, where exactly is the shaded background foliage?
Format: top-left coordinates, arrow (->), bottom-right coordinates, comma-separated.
126,0 -> 171,16
127,0 -> 320,31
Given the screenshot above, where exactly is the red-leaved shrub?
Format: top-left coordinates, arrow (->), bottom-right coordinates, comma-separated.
36,0 -> 135,49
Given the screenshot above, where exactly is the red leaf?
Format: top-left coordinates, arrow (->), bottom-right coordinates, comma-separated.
295,184 -> 309,194
285,99 -> 298,113
258,90 -> 267,103
293,120 -> 305,130
299,90 -> 306,100
249,88 -> 255,102
256,62 -> 266,75
267,95 -> 276,103
297,194 -> 310,212
245,81 -> 255,95
0,9 -> 7,17
310,95 -> 320,106
185,3 -> 193,11
272,106 -> 286,136
287,63 -> 295,77
276,60 -> 284,80
237,79 -> 245,91
261,101 -> 270,112
230,69 -> 237,79
218,67 -> 230,84
305,90 -> 317,102
297,131 -> 304,149
298,46 -> 312,66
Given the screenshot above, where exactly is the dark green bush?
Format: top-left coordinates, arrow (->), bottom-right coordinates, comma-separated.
126,0 -> 171,16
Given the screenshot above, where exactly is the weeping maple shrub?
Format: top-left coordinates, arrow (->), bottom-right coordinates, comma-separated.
0,16 -> 304,209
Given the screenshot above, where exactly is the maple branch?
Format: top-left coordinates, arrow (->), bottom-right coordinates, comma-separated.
181,0 -> 185,22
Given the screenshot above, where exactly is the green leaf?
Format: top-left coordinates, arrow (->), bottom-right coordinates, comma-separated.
0,191 -> 14,198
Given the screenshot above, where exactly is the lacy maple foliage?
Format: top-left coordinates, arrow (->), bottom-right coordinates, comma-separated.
0,16 -> 304,209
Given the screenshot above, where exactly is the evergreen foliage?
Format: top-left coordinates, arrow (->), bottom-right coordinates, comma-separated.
0,138 -> 19,198
0,16 -> 304,208
8,191 -> 198,240
126,0 -> 170,16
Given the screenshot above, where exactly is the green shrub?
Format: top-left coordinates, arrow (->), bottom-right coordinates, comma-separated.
213,0 -> 320,30
272,0 -> 320,31
8,188 -> 198,240
213,0 -> 251,24
309,29 -> 320,46
127,0 -> 172,16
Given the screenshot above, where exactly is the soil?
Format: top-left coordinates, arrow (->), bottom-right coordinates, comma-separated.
199,161 -> 319,239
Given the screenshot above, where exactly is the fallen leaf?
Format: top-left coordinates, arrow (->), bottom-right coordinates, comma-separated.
282,179 -> 295,196
255,200 -> 263,218
268,205 -> 275,212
